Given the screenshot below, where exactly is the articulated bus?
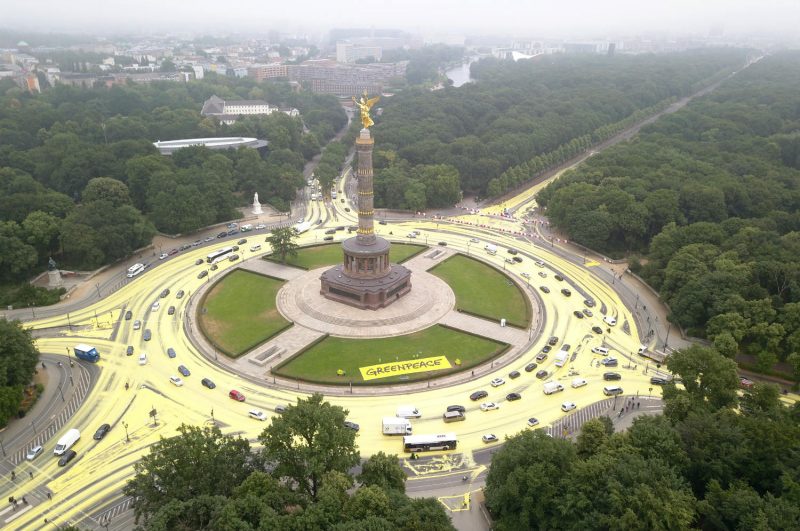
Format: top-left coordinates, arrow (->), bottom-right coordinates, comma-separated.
206,247 -> 234,264
126,263 -> 146,278
403,433 -> 458,453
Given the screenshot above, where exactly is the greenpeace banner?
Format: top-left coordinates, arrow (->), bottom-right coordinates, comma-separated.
359,356 -> 452,381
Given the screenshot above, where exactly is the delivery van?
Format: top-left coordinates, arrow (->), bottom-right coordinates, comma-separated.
396,405 -> 421,419
54,428 -> 80,456
543,382 -> 565,395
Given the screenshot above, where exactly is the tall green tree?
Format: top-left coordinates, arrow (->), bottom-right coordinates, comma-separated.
258,393 -> 359,499
266,227 -> 299,264
0,319 -> 39,427
358,452 -> 406,492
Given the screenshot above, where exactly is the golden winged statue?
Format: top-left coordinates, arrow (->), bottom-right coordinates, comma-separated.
353,91 -> 380,129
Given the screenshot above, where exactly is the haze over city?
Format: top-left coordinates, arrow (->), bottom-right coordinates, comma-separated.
4,0 -> 800,38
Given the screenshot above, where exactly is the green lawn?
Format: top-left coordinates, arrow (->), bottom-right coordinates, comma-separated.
267,242 -> 425,270
273,325 -> 508,385
431,255 -> 531,328
198,270 -> 291,357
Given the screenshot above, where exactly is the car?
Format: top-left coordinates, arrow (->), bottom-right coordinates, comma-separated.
603,372 -> 622,381
217,231 -> 227,239
250,244 -> 262,252
204,236 -> 214,242
232,245 -> 240,251
192,239 -> 202,247
539,286 -> 550,293
521,272 -> 531,279
195,258 -> 204,265
507,249 -> 518,255
584,299 -> 596,308
379,220 -> 387,225
26,445 -> 43,461
582,309 -> 593,317
151,301 -> 160,311
275,405 -> 287,414
178,365 -> 190,377
542,345 -> 552,353
554,274 -> 564,281
210,264 -> 218,271
227,223 -> 239,229
228,254 -> 240,261
650,377 -> 669,385
138,352 -> 148,365
180,244 -> 191,251
482,433 -> 498,443
739,377 -> 755,389
58,449 -> 77,467
406,233 -> 417,238
490,377 -> 506,387
167,347 -> 176,358
229,389 -> 245,402
506,392 -> 522,401
446,405 -> 466,413
323,236 -> 334,241
505,257 -> 515,264
158,252 -> 168,260
470,238 -> 480,243
438,241 -> 448,246
527,417 -> 540,427
325,229 -> 336,234
168,306 -> 176,315
198,270 -> 208,279
525,362 -> 538,372
561,402 -> 577,412
601,358 -> 618,367
249,410 -> 267,421
124,310 -> 132,320
480,402 -> 499,411
512,256 -> 523,263
201,378 -> 216,389
126,345 -> 134,356
548,336 -> 559,346
226,229 -> 238,236
561,288 -> 572,296
255,223 -> 266,230
168,248 -> 178,256
237,238 -> 247,245
344,207 -> 350,212
176,290 -> 185,299
169,376 -> 184,387
470,390 -> 488,401
535,260 -> 545,267
538,271 -> 547,278
592,326 -> 604,334
344,421 -> 360,431
535,352 -> 548,362
535,370 -> 548,379
603,316 -> 617,326
573,310 -> 584,319
143,329 -> 152,341
133,320 -> 142,330
561,344 -> 571,351
509,370 -> 521,379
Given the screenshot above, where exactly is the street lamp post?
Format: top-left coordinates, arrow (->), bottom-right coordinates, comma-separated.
95,283 -> 101,299
665,322 -> 672,349
0,439 -> 6,457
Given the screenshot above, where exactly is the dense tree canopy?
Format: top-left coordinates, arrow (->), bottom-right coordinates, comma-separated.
0,319 -> 40,427
369,49 -> 747,210
485,345 -> 800,531
538,52 -> 800,364
127,394 -> 454,530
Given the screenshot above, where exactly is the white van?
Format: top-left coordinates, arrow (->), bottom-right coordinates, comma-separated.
603,316 -> 617,326
54,429 -> 80,456
543,382 -> 565,395
571,378 -> 587,388
396,406 -> 421,419
240,224 -> 253,232
591,347 -> 610,356
603,385 -> 624,396
638,344 -> 648,355
484,244 -> 498,255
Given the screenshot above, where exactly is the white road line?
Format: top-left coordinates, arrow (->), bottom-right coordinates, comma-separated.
3,504 -> 34,523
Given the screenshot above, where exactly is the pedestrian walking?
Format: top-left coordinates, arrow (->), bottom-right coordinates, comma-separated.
22,497 -> 27,505
28,471 -> 33,479
637,402 -> 640,409
10,471 -> 15,480
47,492 -> 52,500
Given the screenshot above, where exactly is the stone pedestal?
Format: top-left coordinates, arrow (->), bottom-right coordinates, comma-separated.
47,269 -> 63,288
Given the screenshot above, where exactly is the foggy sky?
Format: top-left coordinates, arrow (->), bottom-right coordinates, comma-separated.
4,0 -> 799,39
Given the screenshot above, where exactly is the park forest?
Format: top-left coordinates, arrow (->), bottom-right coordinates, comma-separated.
538,51 -> 800,380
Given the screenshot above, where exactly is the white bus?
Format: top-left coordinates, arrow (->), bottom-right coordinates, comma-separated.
294,221 -> 311,234
206,247 -> 234,264
126,263 -> 146,278
403,433 -> 458,453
